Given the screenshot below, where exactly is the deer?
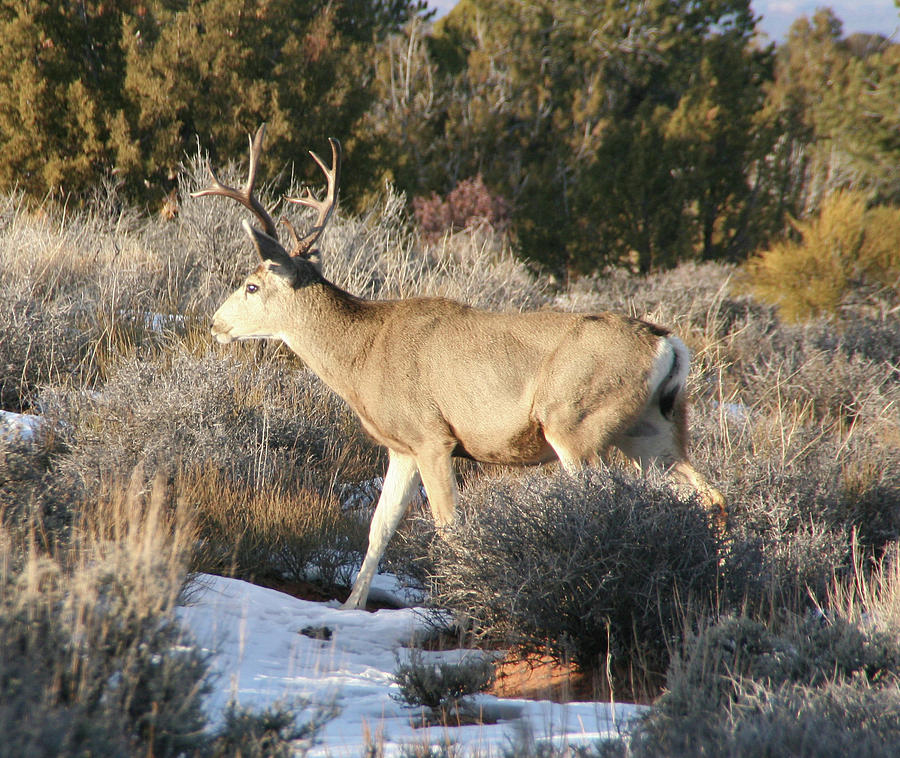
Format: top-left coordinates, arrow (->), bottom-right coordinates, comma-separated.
195,124 -> 725,611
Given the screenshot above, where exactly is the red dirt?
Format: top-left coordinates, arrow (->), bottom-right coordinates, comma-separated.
489,653 -> 594,702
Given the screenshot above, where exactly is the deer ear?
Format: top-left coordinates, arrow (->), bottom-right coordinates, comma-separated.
242,220 -> 297,282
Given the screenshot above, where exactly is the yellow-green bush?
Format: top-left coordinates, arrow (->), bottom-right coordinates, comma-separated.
741,192 -> 900,322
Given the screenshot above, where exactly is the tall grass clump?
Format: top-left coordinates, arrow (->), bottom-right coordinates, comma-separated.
0,466 -> 210,757
631,545 -> 900,757
39,345 -> 378,586
182,465 -> 366,589
0,462 -> 337,756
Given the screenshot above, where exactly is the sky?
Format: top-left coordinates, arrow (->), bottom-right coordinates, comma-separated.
756,0 -> 898,41
426,0 -> 900,42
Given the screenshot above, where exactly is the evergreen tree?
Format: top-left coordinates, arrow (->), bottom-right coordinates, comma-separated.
115,0 -> 417,205
382,0 -> 774,273
767,9 -> 900,213
0,0 -> 426,206
0,1 -> 129,199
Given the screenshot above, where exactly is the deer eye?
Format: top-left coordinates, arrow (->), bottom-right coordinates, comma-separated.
245,283 -> 259,295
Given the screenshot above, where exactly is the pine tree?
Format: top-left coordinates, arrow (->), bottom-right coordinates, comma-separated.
767,9 -> 900,215
0,0 -> 426,206
114,0 -> 377,205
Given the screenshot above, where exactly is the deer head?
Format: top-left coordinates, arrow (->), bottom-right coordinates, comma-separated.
192,124 -> 340,344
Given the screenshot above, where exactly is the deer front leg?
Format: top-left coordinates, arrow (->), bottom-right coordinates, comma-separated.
343,451 -> 421,610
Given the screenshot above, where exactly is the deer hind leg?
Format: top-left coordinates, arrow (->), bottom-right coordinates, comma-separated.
544,403 -> 625,474
544,432 -> 585,474
416,445 -> 460,530
616,400 -> 726,528
343,451 -> 421,610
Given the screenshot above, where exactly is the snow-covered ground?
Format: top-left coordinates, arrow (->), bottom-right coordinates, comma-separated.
178,574 -> 644,757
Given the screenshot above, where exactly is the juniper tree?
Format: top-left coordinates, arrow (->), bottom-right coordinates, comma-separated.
384,0 -> 775,273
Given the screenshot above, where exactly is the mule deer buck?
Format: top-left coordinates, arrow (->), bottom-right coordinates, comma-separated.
196,125 -> 725,610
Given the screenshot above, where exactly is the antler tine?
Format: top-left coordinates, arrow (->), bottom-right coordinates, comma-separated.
191,123 -> 279,239
284,138 -> 341,257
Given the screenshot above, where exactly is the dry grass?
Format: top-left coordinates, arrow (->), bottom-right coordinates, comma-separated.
0,461 -> 335,755
0,464 -> 209,756
181,464 -> 368,588
629,541 -> 900,757
824,536 -> 900,634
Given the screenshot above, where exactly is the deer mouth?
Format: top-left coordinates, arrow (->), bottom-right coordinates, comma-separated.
212,329 -> 233,344
212,326 -> 276,343
210,322 -> 235,344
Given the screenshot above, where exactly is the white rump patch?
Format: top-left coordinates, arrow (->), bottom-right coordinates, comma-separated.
648,336 -> 691,400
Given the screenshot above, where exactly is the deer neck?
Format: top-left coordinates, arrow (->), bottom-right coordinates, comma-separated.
279,280 -> 376,399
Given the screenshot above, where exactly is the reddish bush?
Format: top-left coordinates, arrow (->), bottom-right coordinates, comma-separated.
413,175 -> 510,240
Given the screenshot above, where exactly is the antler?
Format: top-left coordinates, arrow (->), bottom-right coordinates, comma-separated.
191,124 -> 279,240
283,138 -> 341,257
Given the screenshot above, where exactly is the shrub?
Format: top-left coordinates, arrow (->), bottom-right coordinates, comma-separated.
662,612 -> 899,714
0,290 -> 89,411
739,191 -> 900,322
392,649 -> 495,725
53,346 -> 380,489
632,609 -> 900,757
413,175 -> 510,242
0,467 -> 210,757
0,462 -> 342,757
207,700 -> 338,758
721,314 -> 900,436
694,287 -> 900,592
418,468 -> 722,680
634,678 -> 900,758
40,347 -> 379,586
0,183 -> 214,411
321,185 -> 543,312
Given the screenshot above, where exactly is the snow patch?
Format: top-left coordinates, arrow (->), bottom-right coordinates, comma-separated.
0,410 -> 46,443
177,574 -> 643,756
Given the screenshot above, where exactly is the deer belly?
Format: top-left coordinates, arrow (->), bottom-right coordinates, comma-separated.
451,421 -> 554,465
